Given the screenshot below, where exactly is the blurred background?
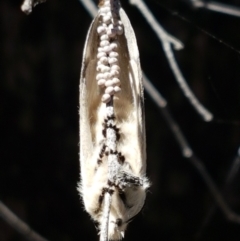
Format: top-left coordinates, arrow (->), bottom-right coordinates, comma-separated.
1,0 -> 240,240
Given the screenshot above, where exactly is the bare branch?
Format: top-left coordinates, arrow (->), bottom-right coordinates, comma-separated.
225,147 -> 240,184
190,0 -> 240,18
100,193 -> 112,241
143,73 -> 193,158
162,42 -> 213,121
99,103 -> 119,241
79,0 -> 98,18
196,146 -> 240,238
142,73 -> 167,108
130,0 -> 183,50
21,0 -> 46,15
129,0 -> 213,122
143,73 -> 240,225
0,201 -> 49,241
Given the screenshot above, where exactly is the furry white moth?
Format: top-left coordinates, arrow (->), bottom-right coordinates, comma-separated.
79,1 -> 149,240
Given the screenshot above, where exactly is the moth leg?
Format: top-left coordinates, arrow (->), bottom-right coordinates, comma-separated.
117,152 -> 125,164
97,143 -> 107,166
114,171 -> 143,189
94,187 -> 114,214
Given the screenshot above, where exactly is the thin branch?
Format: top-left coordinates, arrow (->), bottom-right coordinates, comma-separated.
0,201 -> 49,241
225,147 -> 240,184
100,193 -> 112,241
190,0 -> 240,18
79,0 -> 98,18
99,103 -> 120,241
143,73 -> 240,224
196,146 -> 240,239
21,0 -> 46,14
81,1 -> 124,239
162,42 -> 213,121
142,73 -> 167,108
189,156 -> 240,223
129,0 -> 213,122
143,73 -> 192,158
130,0 -> 184,51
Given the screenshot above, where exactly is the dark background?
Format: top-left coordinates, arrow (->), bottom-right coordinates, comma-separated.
1,0 -> 240,240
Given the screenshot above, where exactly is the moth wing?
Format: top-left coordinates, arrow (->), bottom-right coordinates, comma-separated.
119,8 -> 147,174
79,14 -> 102,187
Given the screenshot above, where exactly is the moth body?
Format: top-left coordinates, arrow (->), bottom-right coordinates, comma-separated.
79,2 -> 149,240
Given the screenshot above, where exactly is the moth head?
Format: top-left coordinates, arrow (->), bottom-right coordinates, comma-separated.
107,184 -> 149,241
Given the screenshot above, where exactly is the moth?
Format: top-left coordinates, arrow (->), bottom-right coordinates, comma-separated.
79,1 -> 149,240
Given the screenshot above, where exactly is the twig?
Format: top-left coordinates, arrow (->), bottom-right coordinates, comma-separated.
163,42 -> 213,121
79,0 -> 98,18
143,73 -> 192,157
190,0 -> 240,18
21,0 -> 46,14
130,0 -> 183,50
225,147 -> 240,184
142,73 -> 167,108
129,0 -> 213,122
143,73 -> 240,224
99,103 -> 119,241
196,146 -> 240,239
0,201 -> 49,241
100,192 -> 112,241
90,1 -> 125,239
